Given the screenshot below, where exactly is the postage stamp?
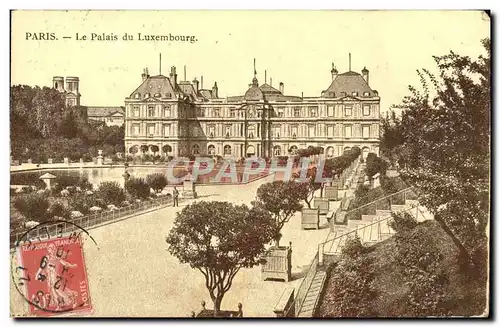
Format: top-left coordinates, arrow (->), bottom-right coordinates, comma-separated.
12,223 -> 93,317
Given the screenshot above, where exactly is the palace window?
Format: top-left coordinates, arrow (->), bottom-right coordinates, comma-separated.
309,107 -> 318,117
273,125 -> 281,138
363,125 -> 370,138
308,125 -> 316,137
247,126 -> 255,138
147,124 -> 155,137
278,108 -> 284,117
224,145 -> 231,155
199,108 -> 205,117
134,93 -> 141,99
164,105 -> 171,117
132,124 -> 140,136
163,124 -> 171,137
209,125 -> 215,138
344,105 -> 352,117
363,105 -> 371,116
363,92 -> 370,96
327,125 -> 334,138
344,125 -> 352,138
213,108 -> 220,117
208,145 -> 216,155
327,105 -> 334,117
293,107 -> 301,117
148,106 -> 155,117
192,144 -> 200,155
225,125 -> 231,138
133,105 -> 140,117
352,92 -> 358,96
291,125 -> 298,138
230,109 -> 235,118
273,145 -> 281,156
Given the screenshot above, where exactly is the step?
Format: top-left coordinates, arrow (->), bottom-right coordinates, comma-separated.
376,209 -> 392,217
390,204 -> 409,212
405,199 -> 419,207
347,219 -> 366,229
297,272 -> 326,317
361,214 -> 378,223
379,219 -> 392,235
369,220 -> 380,241
361,225 -> 372,243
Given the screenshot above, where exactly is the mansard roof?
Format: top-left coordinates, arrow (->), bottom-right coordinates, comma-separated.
128,75 -> 178,99
322,71 -> 375,97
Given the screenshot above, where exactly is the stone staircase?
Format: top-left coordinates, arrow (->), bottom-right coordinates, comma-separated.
324,199 -> 433,255
296,270 -> 327,317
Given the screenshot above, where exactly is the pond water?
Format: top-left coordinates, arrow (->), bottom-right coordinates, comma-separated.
10,165 -> 270,187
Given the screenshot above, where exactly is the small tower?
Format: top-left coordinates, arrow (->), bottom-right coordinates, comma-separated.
53,76 -> 65,92
64,76 -> 81,107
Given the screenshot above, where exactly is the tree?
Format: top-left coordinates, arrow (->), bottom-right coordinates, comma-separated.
253,181 -> 306,246
146,173 -> 167,193
390,39 -> 490,267
96,181 -> 126,205
125,177 -> 150,199
166,201 -> 275,316
292,167 -> 322,208
365,153 -> 388,178
150,145 -> 159,155
140,145 -> 149,154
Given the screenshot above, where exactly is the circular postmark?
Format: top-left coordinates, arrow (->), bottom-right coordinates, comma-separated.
11,219 -> 98,316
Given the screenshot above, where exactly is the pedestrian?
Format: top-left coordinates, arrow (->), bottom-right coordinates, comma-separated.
173,186 -> 179,207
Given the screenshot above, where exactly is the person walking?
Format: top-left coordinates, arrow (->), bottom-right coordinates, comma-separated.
172,186 -> 179,207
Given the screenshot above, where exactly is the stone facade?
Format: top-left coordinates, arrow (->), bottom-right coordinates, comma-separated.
124,63 -> 380,159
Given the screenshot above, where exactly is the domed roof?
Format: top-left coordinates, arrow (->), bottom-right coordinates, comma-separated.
244,85 -> 264,101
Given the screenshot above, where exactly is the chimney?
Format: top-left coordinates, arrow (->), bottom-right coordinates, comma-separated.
212,82 -> 218,98
331,62 -> 338,81
270,78 -> 273,86
170,66 -> 177,88
141,68 -> 148,82
201,75 -> 204,89
362,67 -> 369,85
279,82 -> 284,94
193,78 -> 199,94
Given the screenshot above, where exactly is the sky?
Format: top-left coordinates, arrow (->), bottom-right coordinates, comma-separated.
11,10 -> 490,111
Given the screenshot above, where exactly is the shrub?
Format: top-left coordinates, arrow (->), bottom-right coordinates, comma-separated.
68,194 -> 99,215
125,177 -> 151,200
355,184 -> 370,199
13,194 -> 50,223
321,235 -> 377,317
48,201 -> 70,219
388,211 -> 418,233
96,181 -> 125,205
365,153 -> 388,178
146,173 -> 167,193
54,174 -> 92,193
394,226 -> 447,316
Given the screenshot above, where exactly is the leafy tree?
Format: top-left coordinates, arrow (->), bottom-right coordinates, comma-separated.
13,194 -> 50,223
166,201 -> 275,316
321,236 -> 377,317
140,145 -> 149,154
254,181 -> 307,246
150,145 -> 159,155
292,167 -> 323,208
96,181 -> 126,205
146,173 -> 167,193
380,110 -> 405,166
125,177 -> 151,199
365,153 -> 388,178
391,39 -> 490,267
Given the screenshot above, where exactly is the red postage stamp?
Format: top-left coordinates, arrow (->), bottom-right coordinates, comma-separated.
15,235 -> 92,316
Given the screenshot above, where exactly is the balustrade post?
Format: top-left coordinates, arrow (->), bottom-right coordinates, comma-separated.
318,244 -> 324,266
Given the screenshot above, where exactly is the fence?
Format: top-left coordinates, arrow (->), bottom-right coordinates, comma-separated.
320,197 -> 425,257
11,195 -> 175,248
284,252 -> 319,317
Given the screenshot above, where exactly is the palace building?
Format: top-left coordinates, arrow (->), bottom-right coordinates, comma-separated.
124,60 -> 380,160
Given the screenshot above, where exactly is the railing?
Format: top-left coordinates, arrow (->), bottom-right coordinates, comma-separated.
284,252 -> 319,317
321,196 -> 424,256
338,186 -> 418,222
11,195 -> 175,248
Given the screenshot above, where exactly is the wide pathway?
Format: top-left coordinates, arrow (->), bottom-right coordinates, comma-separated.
10,174 -> 331,317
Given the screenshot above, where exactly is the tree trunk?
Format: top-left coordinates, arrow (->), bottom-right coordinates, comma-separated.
434,213 -> 471,265
320,184 -> 324,197
305,197 -> 311,209
213,296 -> 223,317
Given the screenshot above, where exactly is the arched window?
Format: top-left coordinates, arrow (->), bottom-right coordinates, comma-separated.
224,145 -> 231,155
273,145 -> 281,156
208,145 -> 216,155
289,145 -> 298,155
192,144 -> 200,155
162,144 -> 172,154
134,93 -> 141,99
343,146 -> 351,154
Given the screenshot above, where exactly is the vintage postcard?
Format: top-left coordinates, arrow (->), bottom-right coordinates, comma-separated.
9,10 -> 490,318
